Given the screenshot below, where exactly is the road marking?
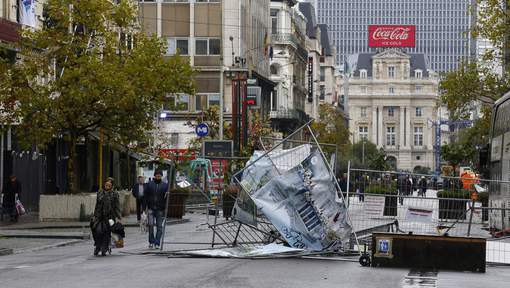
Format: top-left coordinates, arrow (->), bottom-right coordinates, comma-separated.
402,269 -> 438,288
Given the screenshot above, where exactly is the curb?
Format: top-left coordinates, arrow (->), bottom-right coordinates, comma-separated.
0,231 -> 90,240
0,219 -> 189,239
13,239 -> 84,255
0,218 -> 190,230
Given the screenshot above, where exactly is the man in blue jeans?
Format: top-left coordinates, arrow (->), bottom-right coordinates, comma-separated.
145,170 -> 168,249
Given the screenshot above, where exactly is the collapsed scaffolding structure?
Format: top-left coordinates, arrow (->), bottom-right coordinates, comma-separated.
206,120 -> 362,257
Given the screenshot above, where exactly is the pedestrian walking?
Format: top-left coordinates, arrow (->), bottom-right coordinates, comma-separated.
132,176 -> 146,222
145,170 -> 168,249
405,175 -> 413,197
356,175 -> 367,202
90,178 -> 121,256
1,175 -> 22,222
397,174 -> 406,205
419,176 -> 427,197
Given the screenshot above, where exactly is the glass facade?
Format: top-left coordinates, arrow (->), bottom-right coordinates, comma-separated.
316,0 -> 477,72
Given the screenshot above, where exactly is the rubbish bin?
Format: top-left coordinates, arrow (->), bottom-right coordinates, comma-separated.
167,188 -> 190,219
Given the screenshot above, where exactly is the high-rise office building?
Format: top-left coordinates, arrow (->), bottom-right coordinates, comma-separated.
313,0 -> 477,73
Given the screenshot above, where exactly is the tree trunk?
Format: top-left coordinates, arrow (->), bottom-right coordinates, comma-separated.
67,136 -> 78,194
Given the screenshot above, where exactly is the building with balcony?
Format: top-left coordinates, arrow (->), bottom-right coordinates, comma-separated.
317,24 -> 335,105
344,49 -> 439,171
268,0 -> 308,134
298,1 -> 323,120
139,0 -> 274,153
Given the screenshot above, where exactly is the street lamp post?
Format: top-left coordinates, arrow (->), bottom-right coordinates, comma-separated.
362,138 -> 365,165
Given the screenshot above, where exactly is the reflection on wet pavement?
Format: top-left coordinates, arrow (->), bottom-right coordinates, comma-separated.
402,269 -> 438,287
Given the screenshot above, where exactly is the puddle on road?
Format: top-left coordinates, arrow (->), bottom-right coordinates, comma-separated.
402,269 -> 438,288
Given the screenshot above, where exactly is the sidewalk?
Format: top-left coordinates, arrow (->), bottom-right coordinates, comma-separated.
1,213 -> 139,230
0,212 -> 189,256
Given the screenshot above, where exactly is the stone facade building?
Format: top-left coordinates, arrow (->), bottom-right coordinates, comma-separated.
268,0 -> 309,134
314,0 -> 477,73
345,49 -> 439,171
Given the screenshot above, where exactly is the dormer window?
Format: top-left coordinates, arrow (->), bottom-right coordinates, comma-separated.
360,69 -> 367,79
415,69 -> 423,79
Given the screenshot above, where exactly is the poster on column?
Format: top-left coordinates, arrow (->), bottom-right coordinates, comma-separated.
21,0 -> 37,27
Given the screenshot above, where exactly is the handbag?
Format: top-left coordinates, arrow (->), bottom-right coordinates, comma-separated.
15,199 -> 26,216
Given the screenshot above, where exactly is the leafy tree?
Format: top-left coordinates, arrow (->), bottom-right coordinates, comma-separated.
439,62 -> 510,120
473,0 -> 510,72
438,1 -> 510,172
310,104 -> 350,172
440,118 -> 491,173
0,0 -> 195,193
413,166 -> 432,175
441,142 -> 472,173
344,140 -> 390,171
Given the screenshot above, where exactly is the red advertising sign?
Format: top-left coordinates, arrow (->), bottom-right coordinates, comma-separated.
159,149 -> 197,161
368,25 -> 415,47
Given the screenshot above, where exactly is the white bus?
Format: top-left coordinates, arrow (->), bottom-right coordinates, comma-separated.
489,91 -> 510,230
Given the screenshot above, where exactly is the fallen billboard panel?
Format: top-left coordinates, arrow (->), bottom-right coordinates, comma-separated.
249,150 -> 352,251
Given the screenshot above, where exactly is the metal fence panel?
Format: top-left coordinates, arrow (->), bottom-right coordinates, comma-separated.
347,167 -> 510,264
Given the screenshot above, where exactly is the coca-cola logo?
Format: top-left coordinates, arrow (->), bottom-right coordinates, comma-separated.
368,25 -> 415,47
372,27 -> 410,41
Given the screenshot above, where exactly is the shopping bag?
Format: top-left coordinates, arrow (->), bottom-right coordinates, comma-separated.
15,199 -> 26,216
111,232 -> 124,248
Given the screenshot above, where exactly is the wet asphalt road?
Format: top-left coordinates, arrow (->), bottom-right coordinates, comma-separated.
0,214 -> 508,288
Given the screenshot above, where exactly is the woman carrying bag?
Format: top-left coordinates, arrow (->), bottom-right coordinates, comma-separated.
1,175 -> 22,222
90,178 -> 121,256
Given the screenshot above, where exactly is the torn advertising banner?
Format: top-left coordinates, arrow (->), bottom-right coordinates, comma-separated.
239,144 -> 311,194
251,150 -> 352,251
233,145 -> 311,225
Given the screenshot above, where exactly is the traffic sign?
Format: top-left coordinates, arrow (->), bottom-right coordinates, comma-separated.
196,123 -> 209,137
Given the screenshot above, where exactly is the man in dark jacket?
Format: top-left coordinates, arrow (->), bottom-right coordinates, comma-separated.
419,176 -> 428,197
2,175 -> 21,222
132,176 -> 146,221
145,170 -> 168,249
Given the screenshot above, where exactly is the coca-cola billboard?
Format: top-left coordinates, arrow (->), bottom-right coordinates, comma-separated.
368,25 -> 415,47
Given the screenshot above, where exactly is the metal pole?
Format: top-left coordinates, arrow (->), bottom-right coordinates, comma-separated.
211,160 -> 222,247
362,139 -> 365,165
335,144 -> 338,177
160,163 -> 175,251
1,128 -> 4,196
232,119 -> 314,180
219,1 -> 224,140
305,125 -> 361,255
219,67 -> 224,140
98,129 -> 103,188
467,198 -> 475,237
346,160 -> 351,208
